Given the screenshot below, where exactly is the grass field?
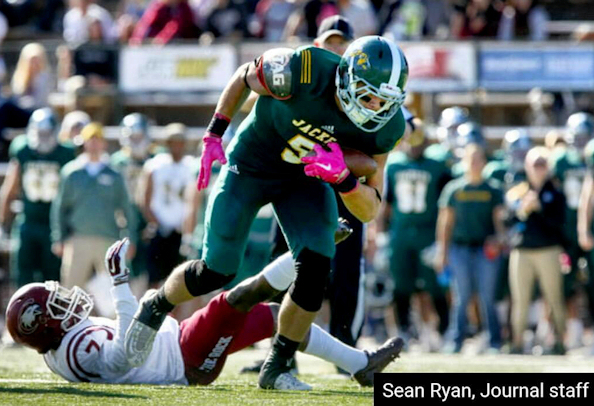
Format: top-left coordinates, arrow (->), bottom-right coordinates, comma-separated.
2,343 -> 594,406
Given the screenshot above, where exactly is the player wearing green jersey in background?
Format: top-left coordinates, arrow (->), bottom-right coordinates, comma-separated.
551,112 -> 594,349
382,124 -> 451,349
0,108 -> 75,286
111,113 -> 153,287
424,106 -> 469,169
125,36 -> 409,391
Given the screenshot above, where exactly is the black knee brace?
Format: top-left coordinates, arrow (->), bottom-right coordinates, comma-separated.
289,249 -> 331,312
184,260 -> 235,297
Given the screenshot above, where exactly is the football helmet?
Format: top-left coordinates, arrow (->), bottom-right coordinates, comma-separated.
6,281 -> 93,353
120,113 -> 151,159
503,129 -> 532,172
436,106 -> 469,149
27,108 -> 58,154
336,36 -> 408,133
457,122 -> 485,147
565,112 -> 594,150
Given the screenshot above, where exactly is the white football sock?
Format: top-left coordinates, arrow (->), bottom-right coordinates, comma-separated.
262,252 -> 296,291
303,324 -> 367,374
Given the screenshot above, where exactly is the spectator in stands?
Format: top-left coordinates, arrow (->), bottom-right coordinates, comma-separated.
337,0 -> 377,37
203,0 -> 252,39
283,0 -> 339,40
63,0 -> 117,44
139,123 -> 195,287
498,0 -> 549,41
130,0 -> 200,45
58,110 -> 91,146
11,43 -> 52,110
450,0 -> 504,39
435,143 -> 506,353
507,146 -> 566,355
56,13 -> 118,111
72,15 -> 119,87
381,0 -> 426,40
252,0 -> 297,41
51,123 -> 136,298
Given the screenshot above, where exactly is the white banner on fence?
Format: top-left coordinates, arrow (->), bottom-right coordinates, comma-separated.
119,45 -> 236,92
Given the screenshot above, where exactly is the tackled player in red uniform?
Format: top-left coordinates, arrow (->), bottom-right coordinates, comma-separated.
6,237 -> 398,386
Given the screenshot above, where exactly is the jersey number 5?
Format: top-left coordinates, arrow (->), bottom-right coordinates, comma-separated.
281,135 -> 315,164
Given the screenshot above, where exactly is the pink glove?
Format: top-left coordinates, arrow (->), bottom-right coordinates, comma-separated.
301,142 -> 350,184
197,135 -> 227,191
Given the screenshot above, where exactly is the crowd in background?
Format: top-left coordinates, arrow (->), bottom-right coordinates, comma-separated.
0,0 -> 560,45
0,0 -> 594,360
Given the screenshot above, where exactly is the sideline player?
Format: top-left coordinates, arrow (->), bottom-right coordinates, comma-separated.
6,238 -> 403,387
125,35 -> 409,390
111,113 -> 154,288
552,112 -> 593,349
0,108 -> 75,286
381,124 -> 451,348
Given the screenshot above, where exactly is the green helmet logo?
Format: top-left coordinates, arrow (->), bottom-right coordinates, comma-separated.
336,36 -> 408,133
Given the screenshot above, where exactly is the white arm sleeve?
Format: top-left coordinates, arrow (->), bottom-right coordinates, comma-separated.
99,283 -> 139,373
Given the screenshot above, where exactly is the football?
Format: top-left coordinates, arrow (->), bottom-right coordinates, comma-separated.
343,147 -> 377,178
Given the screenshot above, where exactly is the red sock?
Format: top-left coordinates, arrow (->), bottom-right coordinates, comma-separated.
179,292 -> 248,385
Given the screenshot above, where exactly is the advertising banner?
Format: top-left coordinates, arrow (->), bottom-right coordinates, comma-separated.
119,45 -> 236,92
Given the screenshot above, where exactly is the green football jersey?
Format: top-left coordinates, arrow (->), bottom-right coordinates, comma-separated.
551,148 -> 586,210
228,46 -> 406,177
438,177 -> 504,245
385,151 -> 450,228
10,135 -> 75,224
551,148 -> 587,240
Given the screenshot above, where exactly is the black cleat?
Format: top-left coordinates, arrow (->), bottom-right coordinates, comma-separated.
258,352 -> 311,390
353,337 -> 405,387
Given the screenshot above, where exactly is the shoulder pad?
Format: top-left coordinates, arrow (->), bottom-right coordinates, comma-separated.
257,48 -> 295,100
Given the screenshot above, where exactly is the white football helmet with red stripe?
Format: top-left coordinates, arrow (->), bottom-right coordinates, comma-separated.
6,281 -> 93,353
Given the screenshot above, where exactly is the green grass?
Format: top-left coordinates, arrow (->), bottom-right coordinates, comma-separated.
1,344 -> 594,405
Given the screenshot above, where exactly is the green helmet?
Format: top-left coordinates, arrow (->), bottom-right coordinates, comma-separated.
120,113 -> 151,159
336,36 -> 408,133
27,108 -> 58,154
565,112 -> 594,149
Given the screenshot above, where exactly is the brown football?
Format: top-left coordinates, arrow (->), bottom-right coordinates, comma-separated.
343,147 -> 377,178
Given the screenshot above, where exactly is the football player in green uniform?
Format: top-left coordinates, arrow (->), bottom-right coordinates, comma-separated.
424,106 -> 469,169
111,113 -> 153,285
484,129 -> 531,188
125,36 -> 408,390
551,112 -> 594,349
449,121 -> 487,178
382,125 -> 451,348
574,114 -> 594,350
484,129 -> 532,330
0,108 -> 75,286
